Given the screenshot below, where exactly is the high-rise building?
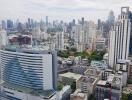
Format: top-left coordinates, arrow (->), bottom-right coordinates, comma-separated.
1,20 -> 6,29
27,18 -> 34,29
55,32 -> 64,50
7,20 -> 13,30
72,21 -> 96,52
109,7 -> 131,69
81,17 -> 84,25
97,19 -> 102,30
108,10 -> 115,25
46,16 -> 48,26
0,46 -> 57,100
0,27 -> 8,48
72,19 -> 75,26
128,10 -> 132,55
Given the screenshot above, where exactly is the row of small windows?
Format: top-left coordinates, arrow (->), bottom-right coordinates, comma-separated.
0,55 -> 42,61
1,61 -> 43,66
4,77 -> 43,86
0,52 -> 42,59
6,75 -> 43,83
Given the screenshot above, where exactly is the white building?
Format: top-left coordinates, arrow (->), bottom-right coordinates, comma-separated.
32,27 -> 41,40
72,21 -> 96,52
55,32 -> 64,50
0,27 -> 8,48
109,7 -> 131,69
70,89 -> 87,100
95,38 -> 106,51
0,46 -> 57,100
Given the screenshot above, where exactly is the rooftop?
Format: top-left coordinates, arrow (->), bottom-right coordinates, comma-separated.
2,45 -> 56,54
2,82 -> 55,99
91,60 -> 108,69
78,76 -> 96,84
59,72 -> 82,81
84,68 -> 102,77
97,74 -> 122,89
97,80 -> 107,86
70,89 -> 87,100
123,84 -> 132,94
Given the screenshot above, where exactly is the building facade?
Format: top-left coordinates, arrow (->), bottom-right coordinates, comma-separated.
0,46 -> 57,100
109,7 -> 131,69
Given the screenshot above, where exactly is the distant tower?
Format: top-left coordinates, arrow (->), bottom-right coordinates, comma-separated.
1,20 -> 6,29
46,16 -> 48,26
109,7 -> 131,70
108,10 -> 115,25
0,26 -> 8,48
97,19 -> 102,30
82,17 -> 84,25
72,19 -> 75,26
7,20 -> 13,30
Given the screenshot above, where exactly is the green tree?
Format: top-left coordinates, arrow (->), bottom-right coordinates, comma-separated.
88,51 -> 104,62
70,48 -> 77,52
70,82 -> 76,92
122,93 -> 128,100
88,94 -> 96,100
57,83 -> 63,91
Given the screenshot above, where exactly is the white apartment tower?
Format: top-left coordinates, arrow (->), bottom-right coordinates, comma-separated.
109,7 -> 131,69
56,32 -> 64,50
72,21 -> 96,52
0,26 -> 8,48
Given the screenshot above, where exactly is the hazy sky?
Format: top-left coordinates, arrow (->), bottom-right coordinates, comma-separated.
0,0 -> 132,22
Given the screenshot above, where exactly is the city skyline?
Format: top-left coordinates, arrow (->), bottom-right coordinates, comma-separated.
0,0 -> 132,22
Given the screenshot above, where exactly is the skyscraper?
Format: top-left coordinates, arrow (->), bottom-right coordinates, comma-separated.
46,16 -> 48,26
81,17 -> 84,25
108,10 -> 115,25
72,19 -> 75,26
7,20 -> 13,30
128,10 -> 132,55
1,20 -> 6,29
0,26 -> 8,48
109,7 -> 131,69
0,46 -> 57,100
56,32 -> 64,50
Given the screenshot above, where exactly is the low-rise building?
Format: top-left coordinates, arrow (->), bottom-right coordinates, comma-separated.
95,74 -> 122,100
90,60 -> 108,70
123,84 -> 132,95
101,69 -> 114,80
71,66 -> 88,75
128,62 -> 132,80
76,76 -> 98,94
84,68 -> 102,80
70,89 -> 87,100
122,84 -> 132,100
59,72 -> 82,85
56,85 -> 71,100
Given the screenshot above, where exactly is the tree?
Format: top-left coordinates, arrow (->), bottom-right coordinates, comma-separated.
70,48 -> 77,52
57,50 -> 69,58
88,51 -> 104,62
122,93 -> 128,100
70,82 -> 76,92
57,83 -> 63,91
88,94 -> 96,100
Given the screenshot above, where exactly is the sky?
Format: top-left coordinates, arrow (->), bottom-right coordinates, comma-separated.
0,0 -> 132,22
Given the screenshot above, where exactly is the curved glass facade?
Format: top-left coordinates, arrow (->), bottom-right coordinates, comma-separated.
0,49 -> 55,90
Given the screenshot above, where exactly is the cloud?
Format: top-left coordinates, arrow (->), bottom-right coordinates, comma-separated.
0,0 -> 132,22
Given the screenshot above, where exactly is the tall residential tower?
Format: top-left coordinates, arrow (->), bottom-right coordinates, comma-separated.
109,7 -> 131,70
